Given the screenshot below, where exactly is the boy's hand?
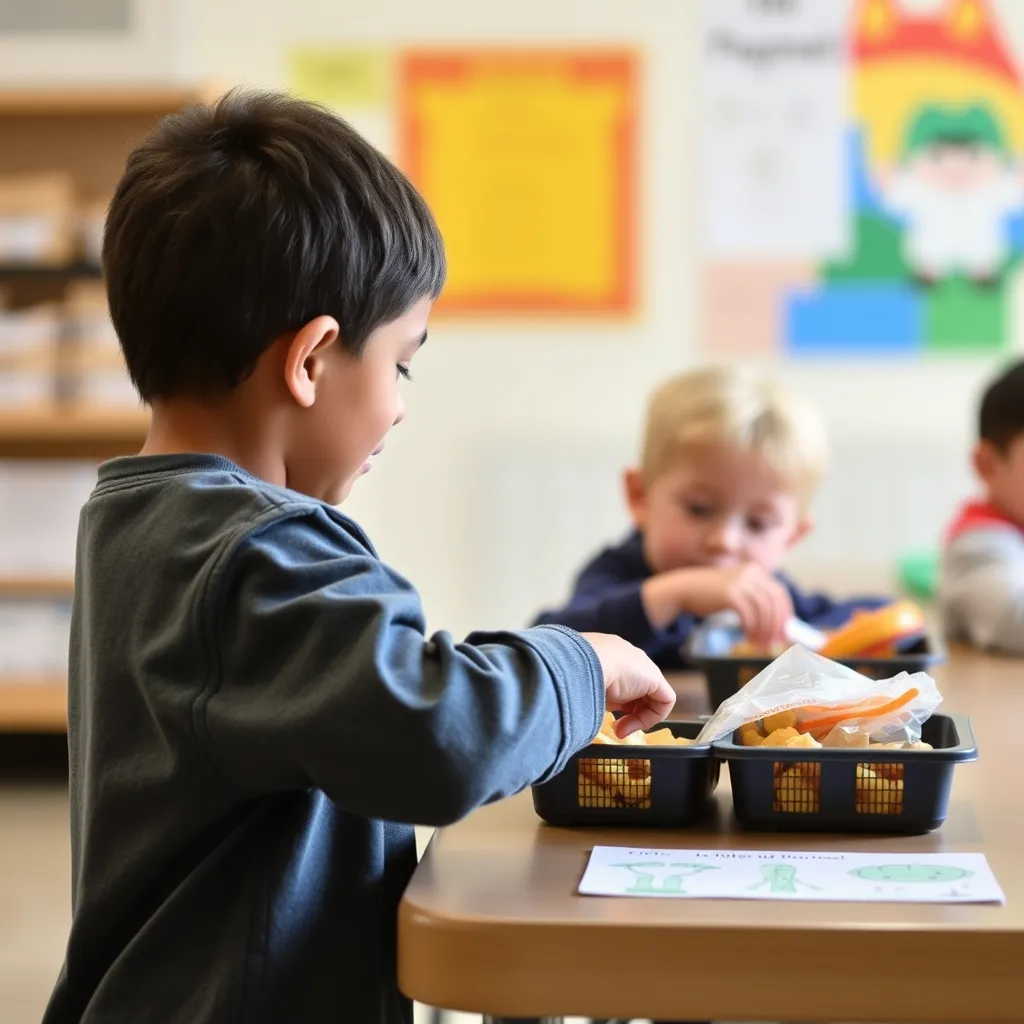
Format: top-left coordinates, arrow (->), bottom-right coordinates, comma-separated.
580,632 -> 676,737
643,563 -> 794,647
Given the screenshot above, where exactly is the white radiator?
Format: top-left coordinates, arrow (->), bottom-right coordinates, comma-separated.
469,438 -> 973,630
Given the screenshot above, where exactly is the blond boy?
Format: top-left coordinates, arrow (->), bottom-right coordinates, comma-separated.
535,366 -> 888,665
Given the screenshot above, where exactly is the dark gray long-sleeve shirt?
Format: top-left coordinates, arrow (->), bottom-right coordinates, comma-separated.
44,454 -> 603,1024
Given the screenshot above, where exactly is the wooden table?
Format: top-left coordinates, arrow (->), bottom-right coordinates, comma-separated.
398,648 -> 1024,1022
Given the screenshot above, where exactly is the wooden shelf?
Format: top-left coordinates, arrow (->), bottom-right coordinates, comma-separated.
0,261 -> 101,280
0,85 -> 212,746
0,406 -> 147,458
0,84 -> 214,210
0,577 -> 74,598
0,86 -> 209,117
0,678 -> 66,732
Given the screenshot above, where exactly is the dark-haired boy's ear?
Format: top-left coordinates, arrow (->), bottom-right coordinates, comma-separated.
283,316 -> 340,408
623,467 -> 648,530
973,439 -> 1000,483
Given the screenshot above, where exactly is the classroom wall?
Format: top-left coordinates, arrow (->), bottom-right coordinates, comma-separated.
172,0 -> 1023,636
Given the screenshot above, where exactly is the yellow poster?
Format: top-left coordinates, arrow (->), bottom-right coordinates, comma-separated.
400,51 -> 638,315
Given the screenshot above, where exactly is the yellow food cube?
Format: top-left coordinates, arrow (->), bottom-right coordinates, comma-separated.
596,712 -> 654,746
739,724 -> 764,747
783,732 -> 822,749
760,727 -> 801,747
856,766 -> 905,790
618,776 -> 652,807
774,770 -> 820,812
580,759 -> 629,789
855,772 -> 904,813
644,728 -> 692,746
762,710 -> 798,733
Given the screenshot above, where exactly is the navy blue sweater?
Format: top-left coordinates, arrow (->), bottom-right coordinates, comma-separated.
534,531 -> 888,671
44,455 -> 603,1024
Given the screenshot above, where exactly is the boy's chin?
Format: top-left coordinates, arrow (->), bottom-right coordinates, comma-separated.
324,476 -> 358,506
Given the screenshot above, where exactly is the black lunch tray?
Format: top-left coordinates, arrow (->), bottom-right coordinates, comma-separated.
713,713 -> 976,834
532,720 -> 719,828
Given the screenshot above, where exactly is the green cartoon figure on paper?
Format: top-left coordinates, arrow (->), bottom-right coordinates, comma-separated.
747,863 -> 821,894
885,104 -> 1023,287
613,862 -> 718,894
849,864 -> 974,884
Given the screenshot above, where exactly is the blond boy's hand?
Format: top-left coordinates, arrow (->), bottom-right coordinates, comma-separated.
580,632 -> 676,737
642,563 -> 794,647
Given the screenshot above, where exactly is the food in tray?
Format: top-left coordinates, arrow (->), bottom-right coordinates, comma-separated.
772,761 -> 906,813
577,713 -> 695,809
578,757 -> 652,809
728,601 -> 927,659
773,761 -> 821,812
731,639 -> 787,657
762,709 -> 798,732
739,712 -> 932,750
590,711 -> 694,747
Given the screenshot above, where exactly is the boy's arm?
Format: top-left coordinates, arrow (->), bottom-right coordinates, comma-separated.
941,527 -> 1024,654
534,575 -> 697,668
200,510 -> 605,826
782,576 -> 890,628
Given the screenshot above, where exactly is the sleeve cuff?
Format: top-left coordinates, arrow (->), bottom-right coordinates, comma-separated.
519,624 -> 604,779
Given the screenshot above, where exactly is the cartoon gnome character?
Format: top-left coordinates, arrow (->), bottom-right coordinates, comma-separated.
884,105 -> 1023,286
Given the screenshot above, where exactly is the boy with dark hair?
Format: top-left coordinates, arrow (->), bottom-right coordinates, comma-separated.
44,90 -> 673,1024
941,359 -> 1024,653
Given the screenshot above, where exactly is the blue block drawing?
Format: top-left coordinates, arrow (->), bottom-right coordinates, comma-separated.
1005,209 -> 1024,254
785,285 -> 923,356
847,127 -> 885,215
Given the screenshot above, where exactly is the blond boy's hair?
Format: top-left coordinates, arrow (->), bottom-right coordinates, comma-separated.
641,366 -> 828,505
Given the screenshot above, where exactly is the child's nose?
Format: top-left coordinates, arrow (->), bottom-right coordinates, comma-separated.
706,520 -> 742,554
393,397 -> 406,426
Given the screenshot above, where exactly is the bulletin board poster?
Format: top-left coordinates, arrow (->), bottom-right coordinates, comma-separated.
704,0 -> 1024,358
400,50 -> 638,316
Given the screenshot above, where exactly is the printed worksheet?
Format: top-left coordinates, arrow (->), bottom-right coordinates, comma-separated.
579,847 -> 1005,904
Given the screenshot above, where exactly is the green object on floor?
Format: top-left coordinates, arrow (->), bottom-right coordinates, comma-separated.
897,548 -> 939,601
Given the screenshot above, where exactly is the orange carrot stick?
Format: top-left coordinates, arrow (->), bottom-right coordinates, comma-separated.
799,687 -> 919,738
799,695 -> 889,717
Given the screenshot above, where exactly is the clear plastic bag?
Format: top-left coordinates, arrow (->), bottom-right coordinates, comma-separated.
695,644 -> 943,746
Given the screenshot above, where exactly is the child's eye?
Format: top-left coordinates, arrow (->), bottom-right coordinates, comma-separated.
746,517 -> 774,534
685,503 -> 715,519
397,364 -> 413,381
